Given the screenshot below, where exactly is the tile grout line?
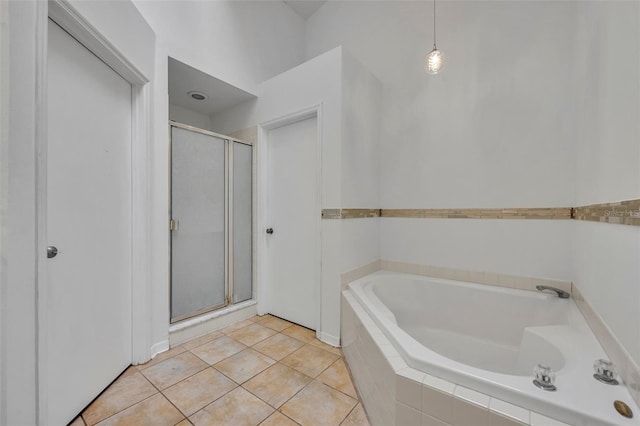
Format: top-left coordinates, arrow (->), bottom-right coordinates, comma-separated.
81,367 -> 161,426
92,316 -> 364,426
87,391 -> 159,426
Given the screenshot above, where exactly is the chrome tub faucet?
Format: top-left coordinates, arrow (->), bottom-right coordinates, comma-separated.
536,285 -> 570,298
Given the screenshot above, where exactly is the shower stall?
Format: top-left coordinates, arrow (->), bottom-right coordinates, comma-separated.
170,121 -> 253,323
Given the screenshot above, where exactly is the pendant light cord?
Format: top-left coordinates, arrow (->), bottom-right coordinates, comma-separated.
433,0 -> 437,49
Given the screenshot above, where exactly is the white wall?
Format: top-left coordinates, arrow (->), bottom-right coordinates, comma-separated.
0,2 -> 6,422
211,48 -> 344,343
573,1 -> 640,207
308,1 -> 581,208
340,52 -> 381,273
381,219 -> 572,280
169,104 -> 212,130
2,1 -> 154,423
133,0 -> 305,96
306,1 -> 582,282
307,0 -> 640,373
572,1 -> 640,367
133,0 -> 306,353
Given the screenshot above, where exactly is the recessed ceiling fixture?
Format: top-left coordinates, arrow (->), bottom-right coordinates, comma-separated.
425,0 -> 443,75
188,91 -> 208,101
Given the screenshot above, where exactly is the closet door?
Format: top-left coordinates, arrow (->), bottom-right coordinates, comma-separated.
171,127 -> 226,321
45,19 -> 132,424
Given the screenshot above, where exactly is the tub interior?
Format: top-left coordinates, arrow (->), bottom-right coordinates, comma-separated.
371,277 -> 568,375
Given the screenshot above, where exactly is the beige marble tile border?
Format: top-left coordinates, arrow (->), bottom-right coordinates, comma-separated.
321,209 -> 381,219
571,284 -> 640,408
322,207 -> 571,220
573,199 -> 640,227
323,199 -> 640,226
341,209 -> 381,219
381,207 -> 571,220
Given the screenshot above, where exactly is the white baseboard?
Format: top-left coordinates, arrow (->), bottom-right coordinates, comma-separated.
147,340 -> 170,362
318,331 -> 340,347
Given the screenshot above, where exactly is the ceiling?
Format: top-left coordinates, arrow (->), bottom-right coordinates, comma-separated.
168,57 -> 256,117
283,0 -> 327,20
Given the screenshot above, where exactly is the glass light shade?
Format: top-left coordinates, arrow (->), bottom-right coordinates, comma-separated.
425,48 -> 443,75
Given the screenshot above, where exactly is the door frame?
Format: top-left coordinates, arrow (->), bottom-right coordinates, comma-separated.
34,0 -> 152,422
168,121 -> 256,323
257,105 -> 323,336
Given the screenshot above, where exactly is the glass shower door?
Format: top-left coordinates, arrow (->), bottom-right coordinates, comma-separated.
171,126 -> 227,321
232,141 -> 253,303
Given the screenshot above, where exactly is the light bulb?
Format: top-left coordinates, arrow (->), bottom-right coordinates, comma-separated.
425,48 -> 443,75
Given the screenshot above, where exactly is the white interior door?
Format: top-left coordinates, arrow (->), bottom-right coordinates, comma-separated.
45,19 -> 132,424
265,117 -> 319,330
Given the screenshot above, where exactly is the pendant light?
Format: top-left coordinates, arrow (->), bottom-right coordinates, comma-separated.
425,0 -> 443,75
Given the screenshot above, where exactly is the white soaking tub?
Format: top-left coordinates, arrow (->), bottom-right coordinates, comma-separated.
346,271 -> 639,426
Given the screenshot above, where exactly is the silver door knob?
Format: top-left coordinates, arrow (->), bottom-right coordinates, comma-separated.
47,246 -> 59,259
266,228 -> 274,234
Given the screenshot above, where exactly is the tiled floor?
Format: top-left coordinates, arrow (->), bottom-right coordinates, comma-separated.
71,315 -> 370,426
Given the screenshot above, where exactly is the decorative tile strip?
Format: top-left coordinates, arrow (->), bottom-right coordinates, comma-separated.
380,207 -> 572,220
341,209 -> 381,219
573,199 -> 640,227
321,209 -> 342,219
323,201 -> 640,226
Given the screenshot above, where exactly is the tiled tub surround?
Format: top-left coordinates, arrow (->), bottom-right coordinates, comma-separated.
342,273 -> 640,426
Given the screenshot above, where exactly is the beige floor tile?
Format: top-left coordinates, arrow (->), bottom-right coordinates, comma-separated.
243,363 -> 311,408
82,367 -> 157,425
181,331 -> 224,351
163,367 -> 237,417
189,387 -> 274,426
95,393 -> 184,426
175,420 -> 193,426
214,348 -> 276,384
252,314 -> 270,323
280,325 -> 316,343
138,345 -> 187,370
309,339 -> 342,356
255,315 -> 293,332
190,335 -> 247,365
220,319 -> 254,334
281,344 -> 340,378
317,359 -> 357,399
260,411 -> 300,426
341,404 -> 370,426
281,381 -> 357,426
141,351 -> 208,390
70,415 -> 86,426
253,333 -> 305,361
227,323 -> 277,346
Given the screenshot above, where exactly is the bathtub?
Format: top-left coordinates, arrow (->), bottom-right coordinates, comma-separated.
344,271 -> 639,426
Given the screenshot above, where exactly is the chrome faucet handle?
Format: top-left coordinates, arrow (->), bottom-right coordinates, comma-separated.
593,359 -> 619,385
533,364 -> 557,391
536,285 -> 570,299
